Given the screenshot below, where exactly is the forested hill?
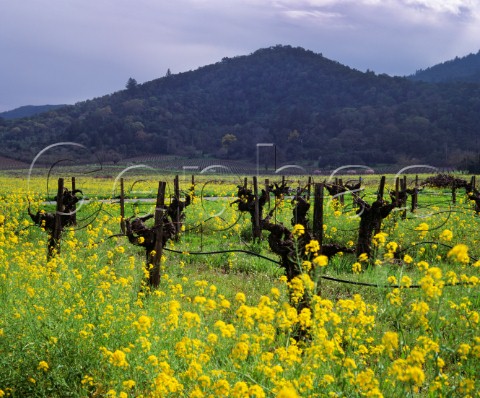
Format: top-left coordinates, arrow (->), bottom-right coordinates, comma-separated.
1,45 -> 480,168
409,51 -> 480,84
0,104 -> 67,120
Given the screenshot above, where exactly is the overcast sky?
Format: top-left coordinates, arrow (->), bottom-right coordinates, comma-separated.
1,0 -> 479,112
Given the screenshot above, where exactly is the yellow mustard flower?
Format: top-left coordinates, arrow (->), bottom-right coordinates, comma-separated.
313,254 -> 328,267
358,253 -> 369,262
305,240 -> 320,255
352,262 -> 362,274
276,385 -> 299,398
439,229 -> 453,241
448,244 -> 470,264
291,224 -> 305,238
37,361 -> 49,372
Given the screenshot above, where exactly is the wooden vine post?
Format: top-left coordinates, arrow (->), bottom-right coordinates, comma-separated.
253,176 -> 262,240
120,177 -> 126,234
399,176 -> 405,209
173,175 -> 181,241
149,181 -> 166,288
338,178 -> 345,205
71,177 -> 77,226
190,175 -> 196,201
395,177 -> 400,207
48,178 -> 64,259
411,182 -> 418,213
400,177 -> 407,219
374,176 -> 386,235
312,183 -> 324,246
307,176 -> 312,201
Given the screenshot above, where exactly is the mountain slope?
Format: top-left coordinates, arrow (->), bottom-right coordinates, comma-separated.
0,104 -> 68,120
409,51 -> 480,84
1,45 -> 480,168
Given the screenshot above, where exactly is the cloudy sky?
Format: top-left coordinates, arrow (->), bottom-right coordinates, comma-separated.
1,0 -> 479,112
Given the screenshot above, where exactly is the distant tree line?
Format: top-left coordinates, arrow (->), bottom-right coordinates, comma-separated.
409,50 -> 480,84
1,45 -> 480,168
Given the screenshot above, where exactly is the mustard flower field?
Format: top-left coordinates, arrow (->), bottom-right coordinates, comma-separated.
0,172 -> 479,397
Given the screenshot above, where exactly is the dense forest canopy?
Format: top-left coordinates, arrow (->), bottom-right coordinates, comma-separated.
1,45 -> 480,168
409,50 -> 480,84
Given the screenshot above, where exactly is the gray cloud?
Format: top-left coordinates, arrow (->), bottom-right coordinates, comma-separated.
1,0 -> 479,111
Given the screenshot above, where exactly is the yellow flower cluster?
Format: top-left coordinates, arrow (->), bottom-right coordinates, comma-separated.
291,224 -> 305,238
373,232 -> 388,247
415,222 -> 429,239
439,229 -> 453,242
448,244 -> 470,264
304,239 -> 320,255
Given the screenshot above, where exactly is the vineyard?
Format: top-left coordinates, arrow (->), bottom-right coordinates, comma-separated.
0,169 -> 479,397
0,156 -> 29,170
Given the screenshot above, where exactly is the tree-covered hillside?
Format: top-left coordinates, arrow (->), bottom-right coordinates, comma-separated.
409,50 -> 480,84
1,45 -> 480,168
0,104 -> 68,120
